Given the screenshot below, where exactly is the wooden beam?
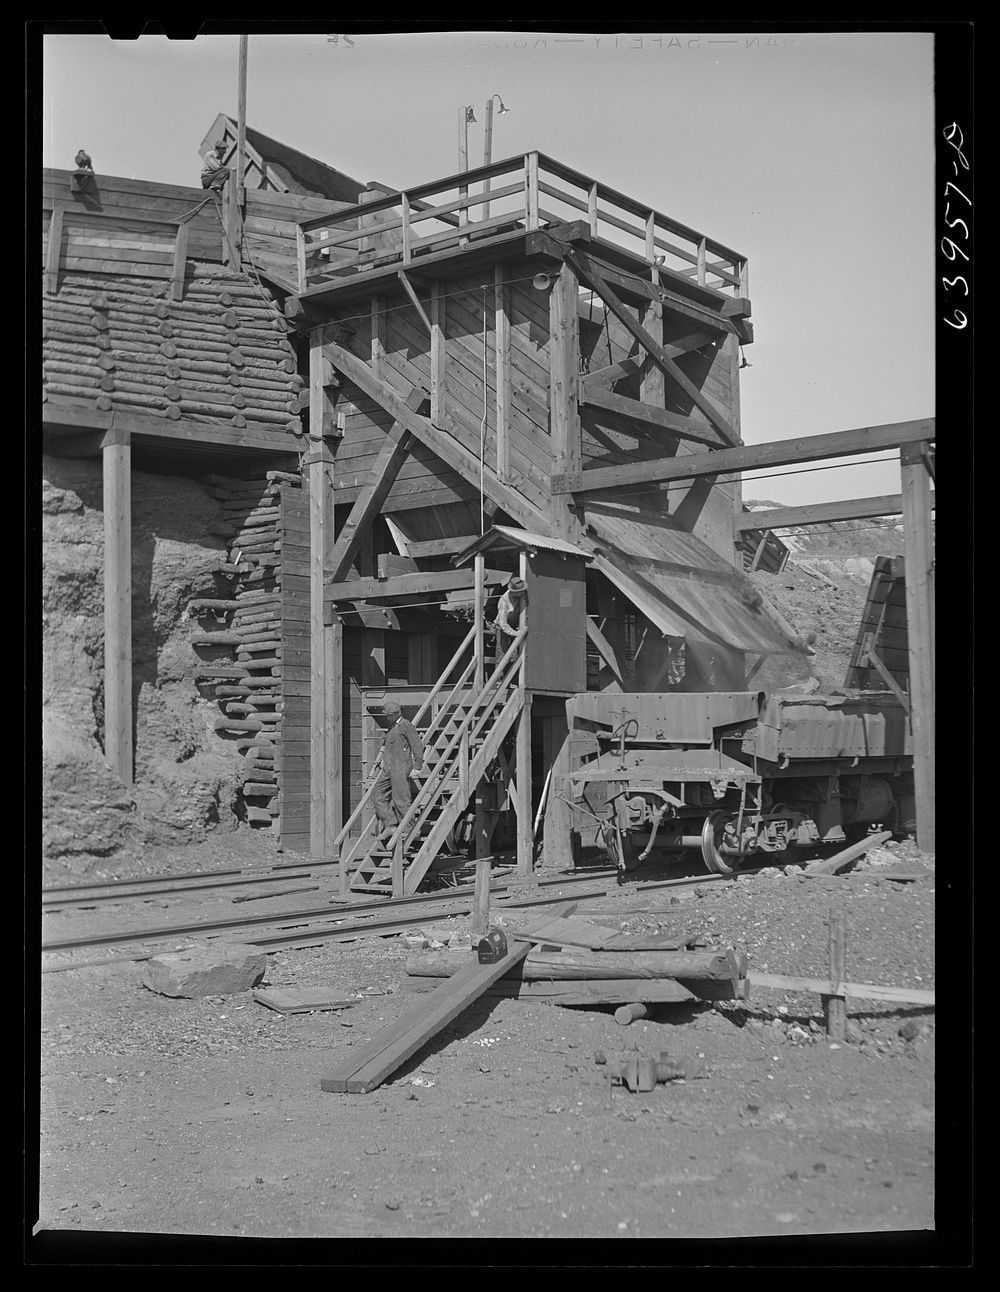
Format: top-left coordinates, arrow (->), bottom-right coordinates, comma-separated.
495,263 -> 511,483
581,387 -> 725,449
733,494 -> 915,534
44,402 -> 299,455
170,221 -> 190,301
309,328 -> 335,858
585,617 -> 624,683
326,386 -> 427,582
102,426 -> 132,784
319,941 -> 531,1094
566,251 -> 739,445
552,419 -> 936,494
405,534 -> 480,559
900,442 -> 935,852
45,205 -> 64,295
323,340 -> 548,531
549,260 -> 581,481
564,245 -> 743,338
326,613 -> 343,855
326,566 -> 507,604
397,270 -> 432,336
640,295 -> 666,409
580,333 -> 717,389
430,281 -> 445,424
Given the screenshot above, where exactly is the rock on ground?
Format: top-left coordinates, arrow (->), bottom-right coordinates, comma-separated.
141,941 -> 267,998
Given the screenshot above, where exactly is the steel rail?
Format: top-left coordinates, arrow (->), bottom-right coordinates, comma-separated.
41,870 -> 317,910
39,866 -> 732,958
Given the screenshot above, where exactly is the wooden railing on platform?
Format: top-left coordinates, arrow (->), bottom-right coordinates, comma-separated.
296,152 -> 746,298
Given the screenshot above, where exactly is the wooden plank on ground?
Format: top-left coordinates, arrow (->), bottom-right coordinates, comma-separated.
319,940 -> 531,1094
252,987 -> 356,1014
747,972 -> 934,1007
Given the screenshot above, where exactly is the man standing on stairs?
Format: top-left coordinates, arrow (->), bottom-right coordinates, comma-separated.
491,576 -> 527,658
373,699 -> 424,838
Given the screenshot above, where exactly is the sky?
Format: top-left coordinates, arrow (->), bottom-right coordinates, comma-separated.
39,28 -> 937,509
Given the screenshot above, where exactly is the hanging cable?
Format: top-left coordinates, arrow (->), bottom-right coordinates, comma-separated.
480,285 -> 488,535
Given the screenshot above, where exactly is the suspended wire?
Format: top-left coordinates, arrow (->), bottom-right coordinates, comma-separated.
480,285 -> 488,536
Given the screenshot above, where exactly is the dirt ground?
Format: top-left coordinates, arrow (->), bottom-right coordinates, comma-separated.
29,830 -> 968,1263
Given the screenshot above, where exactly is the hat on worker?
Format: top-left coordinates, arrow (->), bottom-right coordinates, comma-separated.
383,699 -> 401,715
508,577 -> 526,593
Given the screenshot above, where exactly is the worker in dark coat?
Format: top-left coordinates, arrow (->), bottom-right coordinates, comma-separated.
372,699 -> 424,836
491,575 -> 527,656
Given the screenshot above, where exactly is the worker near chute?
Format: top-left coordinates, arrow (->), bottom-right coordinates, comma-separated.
372,699 -> 424,837
201,141 -> 230,190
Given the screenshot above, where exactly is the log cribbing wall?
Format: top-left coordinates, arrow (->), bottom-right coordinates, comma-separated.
195,472 -> 300,830
42,261 -> 302,435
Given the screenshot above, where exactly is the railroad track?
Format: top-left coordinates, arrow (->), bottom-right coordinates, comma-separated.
40,866 -> 735,965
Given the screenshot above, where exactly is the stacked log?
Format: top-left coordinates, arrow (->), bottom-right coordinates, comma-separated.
403,910 -> 749,1013
42,269 -> 305,435
191,469 -> 303,829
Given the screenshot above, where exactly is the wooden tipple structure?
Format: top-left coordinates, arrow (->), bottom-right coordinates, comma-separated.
287,153 -> 802,893
41,135 -> 936,874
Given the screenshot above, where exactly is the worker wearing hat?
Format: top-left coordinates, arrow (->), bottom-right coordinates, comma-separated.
371,698 -> 425,837
201,141 -> 230,190
491,575 -> 527,657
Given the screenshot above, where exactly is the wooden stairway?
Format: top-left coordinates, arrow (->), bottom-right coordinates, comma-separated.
343,628 -> 527,897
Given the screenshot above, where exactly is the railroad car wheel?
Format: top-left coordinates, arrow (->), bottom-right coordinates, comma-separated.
700,810 -> 745,875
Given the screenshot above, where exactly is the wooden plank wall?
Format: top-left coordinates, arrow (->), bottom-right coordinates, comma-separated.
43,169 -> 352,288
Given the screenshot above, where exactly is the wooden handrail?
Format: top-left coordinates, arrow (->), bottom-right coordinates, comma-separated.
379,630 -> 525,857
332,625 -> 475,861
299,156 -> 530,232
295,150 -> 746,295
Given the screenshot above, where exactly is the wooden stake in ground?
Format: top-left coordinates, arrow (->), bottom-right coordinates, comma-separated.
825,911 -> 847,1041
472,859 -> 492,940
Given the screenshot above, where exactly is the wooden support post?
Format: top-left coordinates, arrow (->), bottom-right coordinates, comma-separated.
295,225 -> 307,291
401,194 -> 412,265
516,692 -> 533,876
45,205 -> 64,295
525,152 -> 539,230
587,183 -> 599,235
900,442 -> 935,852
549,259 -> 581,536
392,836 -> 404,899
327,613 -> 343,849
371,295 -> 386,380
102,425 -> 132,784
309,329 -> 335,858
474,553 -> 485,690
640,296 -> 666,410
430,281 -> 445,425
494,264 -> 511,483
473,859 -> 491,939
749,530 -> 769,572
542,711 -> 574,871
824,911 -> 847,1041
170,221 -> 190,302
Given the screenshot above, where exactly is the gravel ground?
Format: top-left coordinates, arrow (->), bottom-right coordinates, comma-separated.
29,834 -> 969,1261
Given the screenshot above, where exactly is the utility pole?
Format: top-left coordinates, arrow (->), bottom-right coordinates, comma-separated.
227,35 -> 248,266
482,95 -> 508,219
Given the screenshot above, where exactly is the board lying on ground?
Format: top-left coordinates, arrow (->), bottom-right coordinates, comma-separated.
402,976 -> 746,1006
252,987 -> 356,1014
319,939 -> 531,1094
